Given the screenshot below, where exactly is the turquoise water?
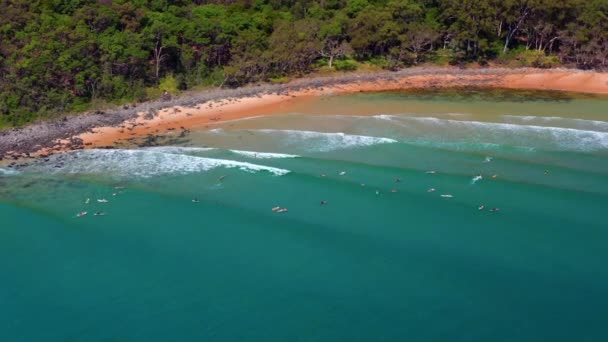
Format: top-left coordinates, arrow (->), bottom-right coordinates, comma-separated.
1,89 -> 608,341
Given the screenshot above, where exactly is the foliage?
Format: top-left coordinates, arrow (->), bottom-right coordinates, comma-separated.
500,47 -> 561,68
158,74 -> 179,94
334,59 -> 358,71
0,0 -> 606,126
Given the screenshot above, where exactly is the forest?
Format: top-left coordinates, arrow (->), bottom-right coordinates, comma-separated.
0,0 -> 607,126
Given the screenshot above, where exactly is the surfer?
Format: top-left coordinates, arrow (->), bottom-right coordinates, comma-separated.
192,197 -> 200,203
94,212 -> 105,216
320,200 -> 328,205
427,188 -> 436,193
97,198 -> 108,203
272,206 -> 281,212
218,175 -> 226,182
490,208 -> 501,212
85,198 -> 90,204
426,170 -> 436,174
339,171 -> 346,176
440,194 -> 453,198
76,211 -> 88,217
278,208 -> 288,213
478,205 -> 485,211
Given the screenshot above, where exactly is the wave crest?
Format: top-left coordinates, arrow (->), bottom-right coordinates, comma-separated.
381,116 -> 608,152
501,115 -> 608,132
36,149 -> 290,178
230,150 -> 300,159
0,168 -> 19,176
252,129 -> 397,152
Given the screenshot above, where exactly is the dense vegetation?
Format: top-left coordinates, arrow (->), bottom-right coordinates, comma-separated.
1,0 -> 607,126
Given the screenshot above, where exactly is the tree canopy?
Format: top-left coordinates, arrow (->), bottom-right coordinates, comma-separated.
0,0 -> 606,126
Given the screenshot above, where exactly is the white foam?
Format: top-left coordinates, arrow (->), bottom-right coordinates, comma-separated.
374,113 -> 472,120
0,168 -> 19,176
40,149 -> 290,178
471,175 -> 483,184
501,115 -> 608,132
373,114 -> 397,121
143,146 -> 216,154
230,150 -> 300,159
253,129 -> 397,152
396,117 -> 608,151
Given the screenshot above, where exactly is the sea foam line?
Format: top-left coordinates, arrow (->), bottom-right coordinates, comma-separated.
143,146 -> 216,154
253,129 -> 398,152
230,150 -> 300,159
501,115 -> 608,132
384,116 -> 608,151
0,168 -> 19,176
43,149 -> 290,178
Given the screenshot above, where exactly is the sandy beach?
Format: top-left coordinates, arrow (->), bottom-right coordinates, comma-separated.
1,67 -> 607,160
76,68 -> 608,149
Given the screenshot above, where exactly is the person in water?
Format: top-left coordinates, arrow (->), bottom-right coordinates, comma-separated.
192,197 -> 200,203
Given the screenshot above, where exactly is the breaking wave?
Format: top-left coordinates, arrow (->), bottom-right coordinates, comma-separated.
229,150 -> 300,159
501,115 -> 608,132
0,168 -> 19,176
143,146 -> 216,154
251,129 -> 398,152
376,115 -> 608,152
35,149 -> 290,178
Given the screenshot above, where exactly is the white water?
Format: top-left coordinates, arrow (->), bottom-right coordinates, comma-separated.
377,115 -> 608,152
501,115 -> 608,132
229,150 -> 300,159
0,168 -> 19,176
34,149 -> 290,178
253,129 -> 398,152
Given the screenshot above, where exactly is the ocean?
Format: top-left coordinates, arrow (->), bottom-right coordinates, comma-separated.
1,89 -> 607,341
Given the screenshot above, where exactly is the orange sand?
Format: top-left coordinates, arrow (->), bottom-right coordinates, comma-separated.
74,69 -> 608,149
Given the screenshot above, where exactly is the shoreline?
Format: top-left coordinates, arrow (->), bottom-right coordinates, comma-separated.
1,67 -> 607,163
